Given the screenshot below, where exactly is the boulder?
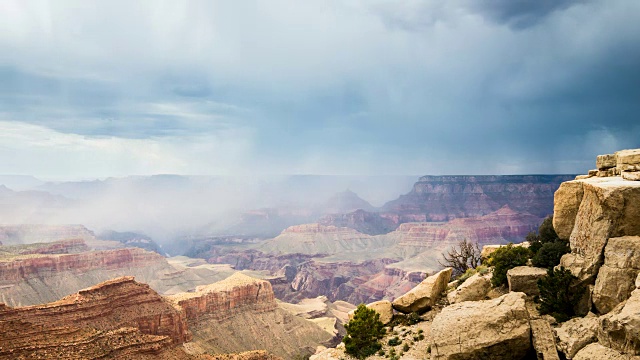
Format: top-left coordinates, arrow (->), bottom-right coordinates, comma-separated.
588,169 -> 598,176
553,180 -> 584,240
554,313 -> 598,359
598,289 -> 640,355
598,168 -> 616,177
623,171 -> 640,181
348,300 -> 393,325
573,343 -> 632,360
593,236 -> 640,314
558,178 -> 640,283
446,273 -> 491,304
507,266 -> 548,296
597,154 -> 617,170
392,267 -> 451,313
430,292 -> 530,360
531,319 -> 560,360
617,149 -> 640,168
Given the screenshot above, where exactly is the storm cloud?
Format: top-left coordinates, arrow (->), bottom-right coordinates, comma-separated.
0,0 -> 638,179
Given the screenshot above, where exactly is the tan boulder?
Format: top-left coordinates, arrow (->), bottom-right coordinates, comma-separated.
348,300 -> 393,325
597,154 -> 617,170
617,149 -> 640,167
531,319 -> 560,360
430,292 -> 530,360
446,273 -> 491,304
588,169 -> 598,176
573,343 -> 633,360
623,171 -> 640,181
558,178 -> 640,283
392,267 -> 451,313
507,266 -> 548,296
554,313 -> 598,359
553,180 -> 585,240
597,168 -> 616,177
598,289 -> 640,355
593,236 -> 640,314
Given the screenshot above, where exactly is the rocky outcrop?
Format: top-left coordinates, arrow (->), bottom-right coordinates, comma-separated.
392,268 -> 451,313
0,276 -> 195,359
383,175 -> 572,221
555,177 -> 640,282
554,313 -> 598,359
447,272 -> 491,304
169,273 -> 277,322
593,236 -> 640,313
507,266 -> 548,296
430,292 -> 531,360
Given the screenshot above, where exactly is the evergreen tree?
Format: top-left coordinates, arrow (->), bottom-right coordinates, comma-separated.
343,304 -> 386,359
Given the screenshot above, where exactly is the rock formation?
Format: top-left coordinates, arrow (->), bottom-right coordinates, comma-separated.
507,266 -> 548,296
392,268 -> 451,313
446,272 -> 491,304
430,292 -> 531,360
347,300 -> 394,325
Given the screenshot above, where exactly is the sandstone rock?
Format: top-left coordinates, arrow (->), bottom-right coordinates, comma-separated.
589,169 -> 599,176
446,273 -> 491,304
392,267 -> 452,313
617,149 -> 640,167
598,169 -> 616,177
481,241 -> 530,260
623,171 -> 640,181
598,289 -> 640,355
593,236 -> 640,314
573,343 -> 632,360
347,300 -> 393,325
553,180 -> 585,240
597,154 -> 617,170
558,178 -> 640,282
575,175 -> 591,180
430,292 -> 530,360
554,313 -> 598,359
531,318 -> 561,360
507,266 -> 548,296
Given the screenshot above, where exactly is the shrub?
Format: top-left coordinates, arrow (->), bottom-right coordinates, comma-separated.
387,336 -> 401,346
402,343 -> 410,352
489,244 -> 531,287
537,267 -> 585,322
439,238 -> 482,277
343,304 -> 386,359
531,240 -> 570,269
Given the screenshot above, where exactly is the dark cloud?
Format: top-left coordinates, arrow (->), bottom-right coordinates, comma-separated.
466,0 -> 587,29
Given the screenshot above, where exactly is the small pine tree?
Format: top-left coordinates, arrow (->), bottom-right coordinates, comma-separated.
489,244 -> 531,287
537,267 -> 585,322
343,304 -> 386,359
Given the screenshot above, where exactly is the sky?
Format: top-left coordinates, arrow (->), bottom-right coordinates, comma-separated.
1,0 -> 639,179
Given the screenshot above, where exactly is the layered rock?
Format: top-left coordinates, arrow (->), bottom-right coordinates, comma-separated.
169,273 -> 277,321
318,209 -> 397,235
383,175 -> 572,221
598,289 -> 640,355
0,276 -> 196,359
430,292 -> 531,360
392,267 -> 451,313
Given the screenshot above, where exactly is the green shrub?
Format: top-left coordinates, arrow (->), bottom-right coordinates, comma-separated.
537,267 -> 585,322
489,244 -> 531,287
387,336 -> 401,346
531,240 -> 570,269
343,304 -> 386,359
402,343 -> 410,352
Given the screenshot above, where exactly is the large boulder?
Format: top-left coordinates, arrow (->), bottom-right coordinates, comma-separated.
573,343 -> 632,360
593,236 -> 640,314
430,292 -> 530,360
617,149 -> 640,172
554,313 -> 598,359
553,180 -> 585,240
597,154 -> 617,170
557,177 -> 640,283
447,273 -> 491,304
507,266 -> 548,296
392,267 -> 451,313
347,300 -> 393,325
598,289 -> 640,355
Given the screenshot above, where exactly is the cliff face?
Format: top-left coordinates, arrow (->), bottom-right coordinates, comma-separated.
318,209 -> 398,235
169,273 -> 277,321
383,175 -> 573,221
0,276 -> 194,359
